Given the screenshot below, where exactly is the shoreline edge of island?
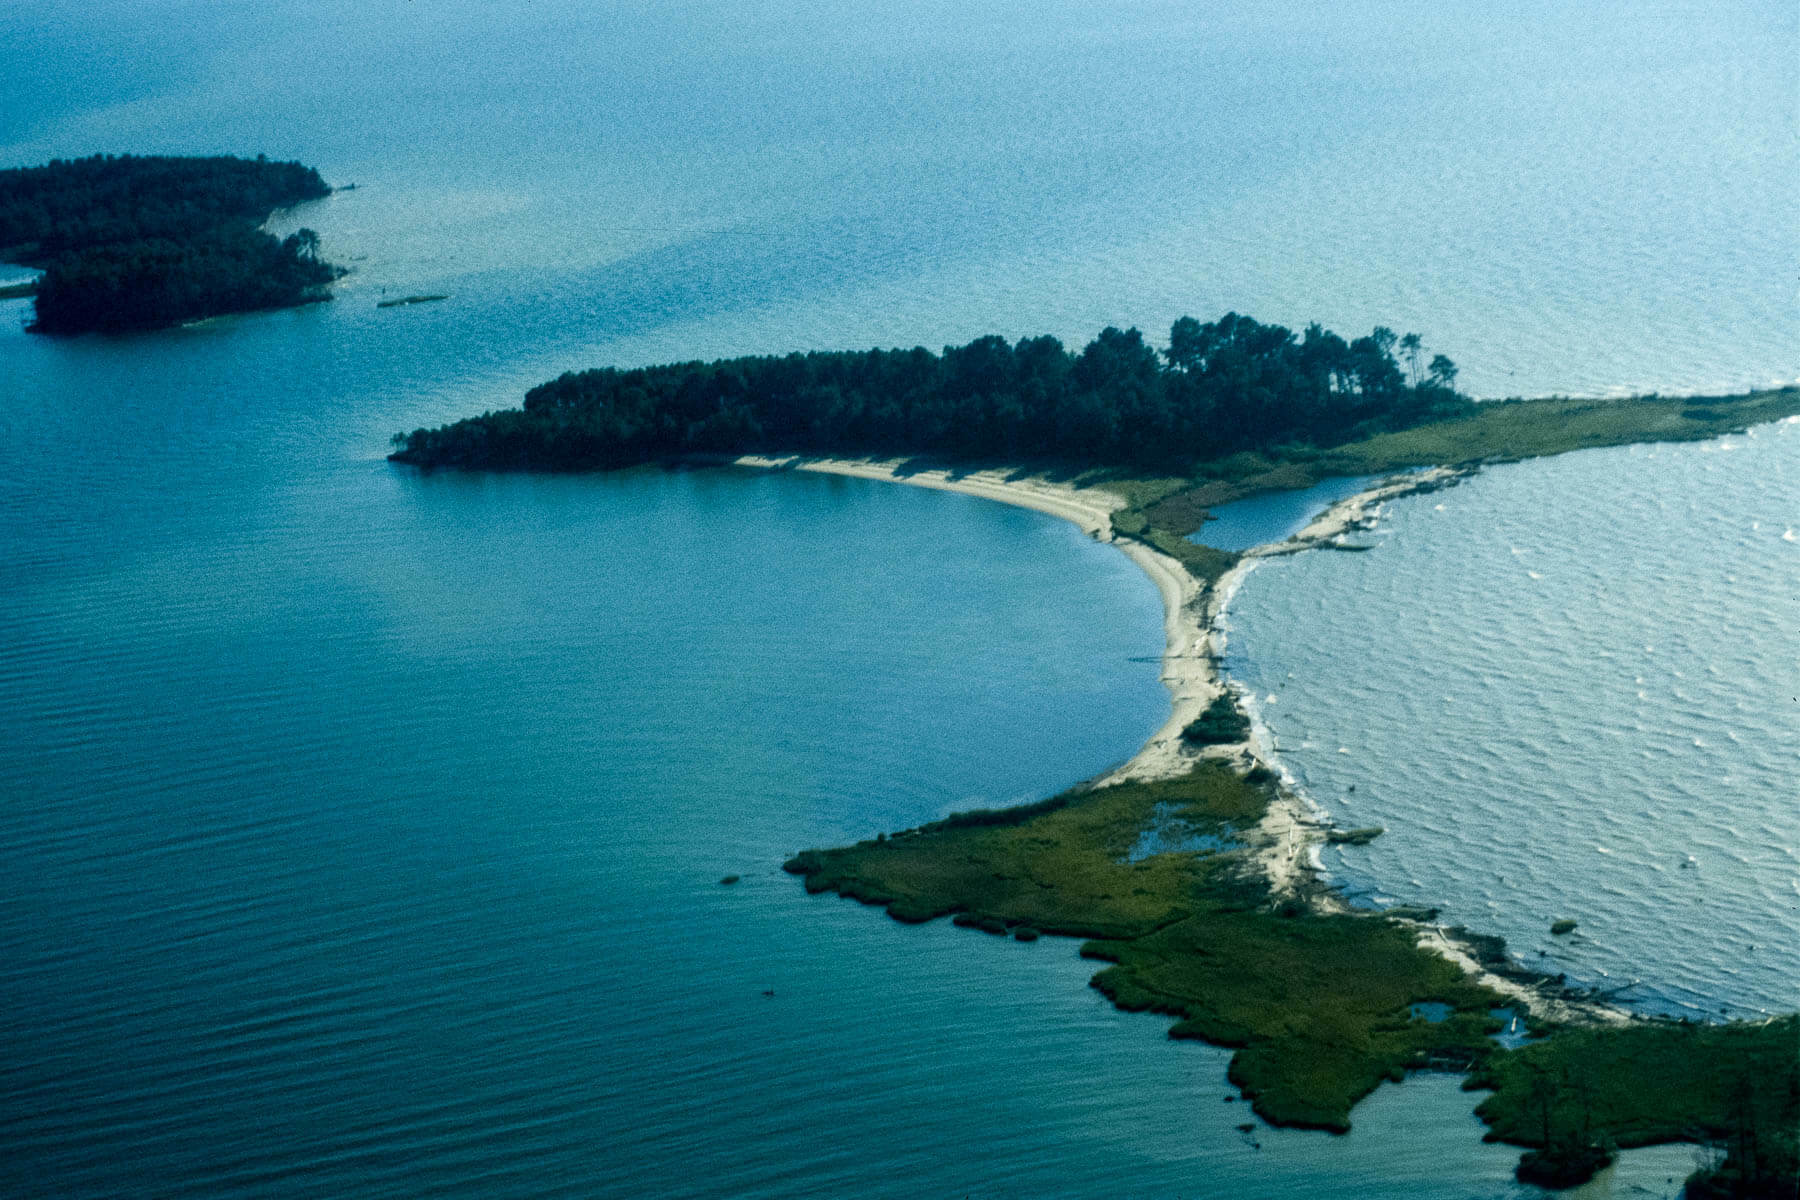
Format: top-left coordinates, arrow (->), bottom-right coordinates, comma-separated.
722,451 -> 1635,1029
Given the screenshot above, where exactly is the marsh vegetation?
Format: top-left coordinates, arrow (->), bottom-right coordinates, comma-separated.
786,764 -> 1799,1184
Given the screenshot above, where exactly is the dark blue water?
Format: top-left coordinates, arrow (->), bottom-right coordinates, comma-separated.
2,0 -> 1785,1194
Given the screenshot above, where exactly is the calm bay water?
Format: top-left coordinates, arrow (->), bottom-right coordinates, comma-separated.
6,0 -> 1795,400
2,0 -> 1792,1195
1189,475 -> 1388,552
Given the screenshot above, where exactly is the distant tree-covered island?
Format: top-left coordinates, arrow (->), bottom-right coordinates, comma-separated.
0,154 -> 342,333
388,313 -> 1469,473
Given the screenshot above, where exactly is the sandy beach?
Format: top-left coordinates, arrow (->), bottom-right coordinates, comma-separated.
732,455 -> 1215,785
729,454 -> 1460,794
734,454 -> 1631,1026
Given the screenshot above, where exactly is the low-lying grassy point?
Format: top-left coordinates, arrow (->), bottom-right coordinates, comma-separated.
1471,1017 -> 1798,1192
1107,386 -> 1800,589
785,763 -> 1509,1131
786,764 -> 1800,1182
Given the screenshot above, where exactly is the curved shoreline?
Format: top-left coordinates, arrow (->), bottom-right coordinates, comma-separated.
1213,468 -> 1640,1026
729,452 -> 1630,1027
730,455 -> 1213,783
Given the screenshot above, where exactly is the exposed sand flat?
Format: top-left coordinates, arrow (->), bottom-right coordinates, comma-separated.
730,454 -> 1629,1025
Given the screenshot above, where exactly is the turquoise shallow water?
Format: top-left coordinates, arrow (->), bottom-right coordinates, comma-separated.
2,0 -> 1793,1194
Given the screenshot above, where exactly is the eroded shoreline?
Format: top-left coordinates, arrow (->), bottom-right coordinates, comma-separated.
738,445 -> 1796,1186
731,453 -> 1625,1027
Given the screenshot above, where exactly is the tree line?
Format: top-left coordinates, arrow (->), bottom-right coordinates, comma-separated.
390,313 -> 1469,472
0,154 -> 339,333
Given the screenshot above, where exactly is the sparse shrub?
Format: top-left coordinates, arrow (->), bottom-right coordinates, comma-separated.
1182,694 -> 1251,746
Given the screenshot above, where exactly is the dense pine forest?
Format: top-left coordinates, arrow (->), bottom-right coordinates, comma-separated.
0,154 -> 339,333
389,314 -> 1469,472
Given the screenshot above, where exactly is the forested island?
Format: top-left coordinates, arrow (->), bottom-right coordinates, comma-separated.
390,315 -> 1798,591
390,323 -> 1800,1193
0,154 -> 341,333
388,313 -> 1470,472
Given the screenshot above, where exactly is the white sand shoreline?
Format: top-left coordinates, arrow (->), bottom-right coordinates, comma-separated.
730,455 -> 1215,785
726,453 -> 1629,1025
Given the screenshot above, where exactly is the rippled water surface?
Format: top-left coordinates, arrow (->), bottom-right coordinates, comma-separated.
6,0 -> 1796,399
2,0 -> 1793,1195
1224,422 -> 1800,1019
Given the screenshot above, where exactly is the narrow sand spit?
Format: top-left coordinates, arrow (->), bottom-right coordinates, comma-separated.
733,455 -> 1628,1025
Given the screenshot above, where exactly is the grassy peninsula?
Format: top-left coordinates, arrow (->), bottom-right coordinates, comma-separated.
0,154 -> 341,333
389,321 -> 1800,1191
1472,1018 -> 1798,1191
1111,386 -> 1800,587
786,764 -> 1510,1132
787,762 -> 1797,1189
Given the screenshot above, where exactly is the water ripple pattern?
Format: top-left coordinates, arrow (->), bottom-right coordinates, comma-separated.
1,0 -> 1791,1192
1224,420 -> 1800,1018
